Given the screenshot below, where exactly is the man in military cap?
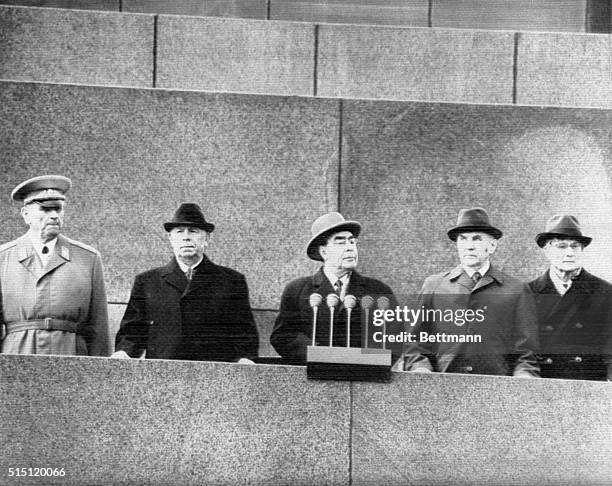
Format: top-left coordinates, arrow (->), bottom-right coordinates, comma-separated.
529,215 -> 612,381
0,175 -> 109,356
270,212 -> 397,363
394,207 -> 540,377
113,203 -> 259,362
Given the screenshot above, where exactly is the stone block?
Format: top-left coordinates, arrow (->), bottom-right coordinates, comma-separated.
0,356 -> 350,485
317,24 -> 514,103
157,15 -> 315,96
433,0 -> 587,32
352,372 -> 612,484
123,0 -> 266,19
0,5 -> 153,86
0,81 -> 340,308
0,0 -> 118,10
516,32 -> 612,108
270,0 -> 429,27
340,100 -> 612,298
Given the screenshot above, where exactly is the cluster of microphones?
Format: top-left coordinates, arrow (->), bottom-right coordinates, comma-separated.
309,293 -> 391,349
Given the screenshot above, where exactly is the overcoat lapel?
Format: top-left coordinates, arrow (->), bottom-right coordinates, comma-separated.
40,236 -> 70,279
182,256 -> 216,298
17,237 -> 43,280
311,268 -> 336,300
160,259 -> 188,294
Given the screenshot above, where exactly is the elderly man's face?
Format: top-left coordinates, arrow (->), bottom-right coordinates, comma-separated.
543,238 -> 583,273
319,230 -> 358,274
456,232 -> 497,270
21,202 -> 64,243
168,226 -> 209,264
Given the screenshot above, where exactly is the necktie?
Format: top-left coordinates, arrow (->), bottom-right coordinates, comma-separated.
186,267 -> 193,281
472,272 -> 482,284
42,246 -> 49,254
334,279 -> 343,296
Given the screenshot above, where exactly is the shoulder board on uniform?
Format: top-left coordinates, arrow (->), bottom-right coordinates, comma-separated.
0,239 -> 18,253
61,236 -> 99,255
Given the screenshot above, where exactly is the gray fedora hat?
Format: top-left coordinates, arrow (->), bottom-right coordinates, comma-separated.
535,215 -> 591,248
306,212 -> 361,261
447,207 -> 503,241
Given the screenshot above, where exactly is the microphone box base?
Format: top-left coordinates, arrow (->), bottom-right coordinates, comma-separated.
306,346 -> 392,382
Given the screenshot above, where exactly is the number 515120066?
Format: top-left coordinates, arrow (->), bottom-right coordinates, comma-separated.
8,467 -> 65,477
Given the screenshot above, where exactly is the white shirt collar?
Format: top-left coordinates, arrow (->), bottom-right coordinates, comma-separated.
463,261 -> 490,279
549,267 -> 581,295
176,255 -> 203,274
323,267 -> 351,299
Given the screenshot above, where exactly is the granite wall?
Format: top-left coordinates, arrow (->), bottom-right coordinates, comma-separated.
1,355 -> 610,485
1,80 -> 611,312
1,5 -> 611,107
1,0 -> 609,32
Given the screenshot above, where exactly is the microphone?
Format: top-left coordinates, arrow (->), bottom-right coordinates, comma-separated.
326,293 -> 341,347
309,293 -> 323,346
343,295 -> 357,348
377,296 -> 391,350
361,295 -> 374,348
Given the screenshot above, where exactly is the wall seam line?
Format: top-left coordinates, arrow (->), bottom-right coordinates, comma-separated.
428,0 -> 433,28
313,24 -> 319,97
337,99 -> 343,213
152,15 -> 158,88
512,32 -> 520,104
267,0 -> 271,20
349,381 -> 353,486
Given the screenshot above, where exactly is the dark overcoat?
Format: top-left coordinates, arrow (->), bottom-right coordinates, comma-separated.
529,269 -> 612,381
398,265 -> 540,377
115,256 -> 258,362
270,268 -> 397,362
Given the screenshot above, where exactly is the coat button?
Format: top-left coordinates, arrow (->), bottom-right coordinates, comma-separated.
545,358 -> 553,365
465,366 -> 473,372
574,356 -> 583,363
575,323 -> 583,329
544,325 -> 554,332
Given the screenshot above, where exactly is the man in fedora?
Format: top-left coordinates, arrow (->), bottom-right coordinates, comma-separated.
270,212 -> 397,363
113,203 -> 258,362
529,215 -> 612,381
0,175 -> 109,356
394,207 -> 540,377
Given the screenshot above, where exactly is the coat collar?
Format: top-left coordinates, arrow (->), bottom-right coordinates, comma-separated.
310,267 -> 369,302
531,268 -> 600,294
17,234 -> 70,280
160,254 -> 218,295
447,263 -> 504,291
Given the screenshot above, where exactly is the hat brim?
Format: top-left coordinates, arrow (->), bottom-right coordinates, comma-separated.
447,225 -> 503,242
306,221 -> 361,261
164,222 -> 215,233
12,175 -> 72,202
536,232 -> 592,248
34,200 -> 65,209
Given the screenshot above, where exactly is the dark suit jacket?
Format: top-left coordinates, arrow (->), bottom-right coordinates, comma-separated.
270,268 -> 397,363
529,269 -> 612,381
115,256 -> 258,362
398,265 -> 540,377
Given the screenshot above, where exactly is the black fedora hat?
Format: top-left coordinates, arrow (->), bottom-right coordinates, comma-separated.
447,207 -> 503,241
535,215 -> 591,248
163,203 -> 215,233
